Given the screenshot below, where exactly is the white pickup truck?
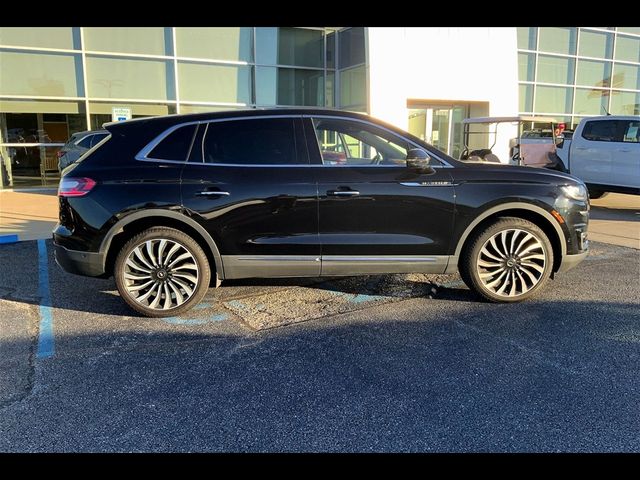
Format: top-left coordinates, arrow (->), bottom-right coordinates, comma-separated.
556,115 -> 640,198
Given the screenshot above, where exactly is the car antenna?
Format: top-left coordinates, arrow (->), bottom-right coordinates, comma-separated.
601,105 -> 611,116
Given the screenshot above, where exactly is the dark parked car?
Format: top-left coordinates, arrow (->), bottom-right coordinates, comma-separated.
58,130 -> 109,171
53,109 -> 589,317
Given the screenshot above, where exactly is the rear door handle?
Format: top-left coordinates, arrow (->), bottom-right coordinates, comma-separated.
197,191 -> 230,196
327,190 -> 360,196
618,149 -> 632,152
574,147 -> 587,150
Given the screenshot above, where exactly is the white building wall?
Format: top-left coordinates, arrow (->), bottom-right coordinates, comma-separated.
367,27 -> 519,163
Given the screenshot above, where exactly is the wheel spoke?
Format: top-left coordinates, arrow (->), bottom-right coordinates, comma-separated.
480,245 -> 503,263
157,239 -> 168,266
167,280 -> 185,306
509,230 -> 521,255
171,277 -> 194,297
126,257 -> 151,273
128,279 -> 155,292
163,283 -> 172,310
125,272 -> 151,281
164,243 -> 182,265
519,253 -> 545,261
172,262 -> 198,271
514,233 -> 534,255
133,246 -> 154,270
508,271 -> 517,296
521,261 -> 544,274
478,259 -> 502,268
489,236 -> 505,258
485,269 -> 509,289
500,231 -> 509,257
136,281 -> 158,301
171,271 -> 198,284
479,267 -> 504,279
148,283 -> 164,309
145,240 -> 157,268
519,265 -> 538,285
166,252 -> 193,269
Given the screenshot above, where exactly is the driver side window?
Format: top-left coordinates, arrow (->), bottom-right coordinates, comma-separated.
313,118 -> 411,166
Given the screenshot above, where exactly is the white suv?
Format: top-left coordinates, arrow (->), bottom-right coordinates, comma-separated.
557,115 -> 640,198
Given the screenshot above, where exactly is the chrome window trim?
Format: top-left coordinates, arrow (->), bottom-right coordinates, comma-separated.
134,113 -> 455,168
135,121 -> 201,163
74,133 -> 95,147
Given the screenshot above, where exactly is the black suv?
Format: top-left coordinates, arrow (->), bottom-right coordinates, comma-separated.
54,109 -> 589,317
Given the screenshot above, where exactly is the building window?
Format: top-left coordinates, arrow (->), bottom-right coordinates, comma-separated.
178,62 -> 251,104
175,27 -> 253,62
86,55 -> 175,101
83,27 -> 172,56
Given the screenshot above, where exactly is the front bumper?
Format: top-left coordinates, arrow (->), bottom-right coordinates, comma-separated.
54,242 -> 106,277
557,250 -> 588,273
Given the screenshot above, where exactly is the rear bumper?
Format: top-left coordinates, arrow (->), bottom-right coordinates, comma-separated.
557,250 -> 588,274
54,242 -> 105,277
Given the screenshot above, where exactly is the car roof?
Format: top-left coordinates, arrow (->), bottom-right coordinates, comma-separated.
103,108 -> 371,129
71,129 -> 109,138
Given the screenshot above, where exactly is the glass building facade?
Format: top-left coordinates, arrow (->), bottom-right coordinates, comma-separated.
518,27 -> 640,127
0,27 -> 367,188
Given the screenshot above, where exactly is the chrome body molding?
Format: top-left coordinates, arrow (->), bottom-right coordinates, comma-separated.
221,254 -> 451,279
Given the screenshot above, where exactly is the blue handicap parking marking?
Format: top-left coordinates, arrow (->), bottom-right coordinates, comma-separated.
161,312 -> 228,326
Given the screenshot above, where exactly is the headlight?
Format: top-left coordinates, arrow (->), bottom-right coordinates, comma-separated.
561,184 -> 588,201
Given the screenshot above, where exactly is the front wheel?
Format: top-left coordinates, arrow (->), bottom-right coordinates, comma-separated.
459,217 -> 554,302
114,227 -> 211,317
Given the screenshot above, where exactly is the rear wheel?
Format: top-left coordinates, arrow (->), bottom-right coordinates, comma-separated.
460,217 -> 554,302
114,227 -> 211,317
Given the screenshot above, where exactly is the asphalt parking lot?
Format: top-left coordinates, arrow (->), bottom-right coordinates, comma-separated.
0,237 -> 639,452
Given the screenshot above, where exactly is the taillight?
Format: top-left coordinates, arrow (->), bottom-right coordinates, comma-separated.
58,177 -> 96,197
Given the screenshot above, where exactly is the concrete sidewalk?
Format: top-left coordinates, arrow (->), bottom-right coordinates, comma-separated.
0,188 -> 638,248
0,189 -> 58,242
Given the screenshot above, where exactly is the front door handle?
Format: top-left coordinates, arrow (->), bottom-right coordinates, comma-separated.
327,190 -> 360,196
618,149 -> 632,152
197,191 -> 230,196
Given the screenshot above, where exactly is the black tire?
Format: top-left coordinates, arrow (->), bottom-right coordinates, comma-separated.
114,227 -> 211,317
588,189 -> 607,200
459,217 -> 554,303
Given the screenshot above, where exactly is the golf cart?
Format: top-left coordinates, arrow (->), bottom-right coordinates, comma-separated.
460,116 -> 566,170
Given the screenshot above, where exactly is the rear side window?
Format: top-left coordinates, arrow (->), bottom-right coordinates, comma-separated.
90,133 -> 108,147
202,118 -> 299,165
148,124 -> 197,161
581,120 -> 625,142
76,135 -> 94,148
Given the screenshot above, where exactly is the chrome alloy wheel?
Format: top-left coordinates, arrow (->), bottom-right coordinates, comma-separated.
123,239 -> 199,310
476,228 -> 546,298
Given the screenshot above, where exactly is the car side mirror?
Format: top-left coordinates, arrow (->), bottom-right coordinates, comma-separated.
555,136 -> 565,148
406,148 -> 435,174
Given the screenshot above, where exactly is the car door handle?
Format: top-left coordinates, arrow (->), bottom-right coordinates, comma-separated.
574,147 -> 587,150
618,149 -> 632,152
327,190 -> 360,196
197,191 -> 230,196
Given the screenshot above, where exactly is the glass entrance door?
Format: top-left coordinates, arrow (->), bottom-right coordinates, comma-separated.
408,104 -> 467,158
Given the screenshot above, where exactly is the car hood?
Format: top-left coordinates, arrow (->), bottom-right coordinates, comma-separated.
455,162 -> 584,186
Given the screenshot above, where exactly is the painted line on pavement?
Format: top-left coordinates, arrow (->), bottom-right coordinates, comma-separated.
0,234 -> 19,244
36,239 -> 55,359
162,313 -> 228,326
